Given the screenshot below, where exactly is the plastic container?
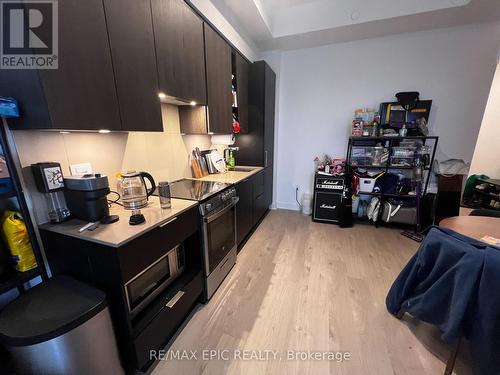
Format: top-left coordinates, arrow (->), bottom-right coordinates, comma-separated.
392,147 -> 416,157
351,147 -> 375,166
359,177 -> 377,193
372,147 -> 389,166
390,157 -> 414,167
301,193 -> 312,215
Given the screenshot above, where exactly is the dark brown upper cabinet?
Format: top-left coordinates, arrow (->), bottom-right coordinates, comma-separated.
234,61 -> 276,168
179,106 -> 208,134
233,52 -> 249,134
2,0 -> 121,131
204,24 -> 233,134
103,0 -> 163,132
151,0 -> 207,105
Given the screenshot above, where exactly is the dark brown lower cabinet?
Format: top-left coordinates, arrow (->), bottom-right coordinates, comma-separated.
264,166 -> 274,209
236,177 -> 253,246
252,170 -> 267,226
39,206 -> 203,373
236,169 -> 272,247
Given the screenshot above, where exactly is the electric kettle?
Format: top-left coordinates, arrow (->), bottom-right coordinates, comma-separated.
120,172 -> 156,225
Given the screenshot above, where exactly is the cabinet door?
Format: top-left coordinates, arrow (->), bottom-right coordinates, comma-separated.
235,178 -> 253,246
235,53 -> 249,134
204,24 -> 232,134
253,170 -> 267,225
152,0 -> 207,104
179,106 -> 208,134
264,166 -> 273,209
264,64 -> 276,167
39,0 -> 121,130
104,0 -> 163,131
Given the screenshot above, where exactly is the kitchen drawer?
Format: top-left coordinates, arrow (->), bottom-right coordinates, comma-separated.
132,270 -> 203,370
119,207 -> 199,282
253,171 -> 265,198
253,193 -> 267,226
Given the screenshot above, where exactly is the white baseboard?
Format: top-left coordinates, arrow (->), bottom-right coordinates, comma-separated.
276,201 -> 301,211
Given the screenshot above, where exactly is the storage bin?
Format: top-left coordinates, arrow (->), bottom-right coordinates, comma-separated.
359,177 -> 377,193
392,147 -> 416,157
390,157 -> 414,167
351,147 -> 374,166
372,147 -> 388,166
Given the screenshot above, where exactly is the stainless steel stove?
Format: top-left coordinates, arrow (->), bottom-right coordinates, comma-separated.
169,179 -> 238,300
168,179 -> 231,202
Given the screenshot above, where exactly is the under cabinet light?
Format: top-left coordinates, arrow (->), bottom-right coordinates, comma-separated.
98,129 -> 111,134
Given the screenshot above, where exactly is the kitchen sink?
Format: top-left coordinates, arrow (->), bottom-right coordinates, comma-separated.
232,166 -> 258,172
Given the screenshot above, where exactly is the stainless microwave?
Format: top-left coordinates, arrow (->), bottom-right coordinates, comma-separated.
124,244 -> 185,318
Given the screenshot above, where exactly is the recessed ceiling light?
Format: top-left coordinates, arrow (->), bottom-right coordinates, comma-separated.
158,92 -> 167,99
189,101 -> 197,106
98,129 -> 111,134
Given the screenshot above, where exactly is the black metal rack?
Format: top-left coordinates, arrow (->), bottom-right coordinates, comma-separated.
0,118 -> 49,296
346,135 -> 439,229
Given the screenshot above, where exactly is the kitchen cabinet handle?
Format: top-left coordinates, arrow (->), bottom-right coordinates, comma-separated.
264,150 -> 268,167
160,217 -> 177,228
165,290 -> 185,308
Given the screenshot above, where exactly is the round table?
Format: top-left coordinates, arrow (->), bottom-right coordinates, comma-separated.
440,216 -> 500,241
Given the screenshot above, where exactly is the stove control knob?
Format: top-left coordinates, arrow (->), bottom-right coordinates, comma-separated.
205,203 -> 212,211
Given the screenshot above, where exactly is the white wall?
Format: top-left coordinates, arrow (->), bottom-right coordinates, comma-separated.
469,63 -> 500,178
267,22 -> 500,210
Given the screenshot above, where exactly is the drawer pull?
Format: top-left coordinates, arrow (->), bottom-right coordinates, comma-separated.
160,216 -> 177,228
165,291 -> 185,308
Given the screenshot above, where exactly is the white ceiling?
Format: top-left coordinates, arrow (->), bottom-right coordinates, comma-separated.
209,0 -> 500,51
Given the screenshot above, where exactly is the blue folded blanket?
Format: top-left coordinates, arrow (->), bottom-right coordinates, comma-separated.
386,226 -> 500,375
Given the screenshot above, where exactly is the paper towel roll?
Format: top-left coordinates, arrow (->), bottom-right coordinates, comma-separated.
211,134 -> 235,146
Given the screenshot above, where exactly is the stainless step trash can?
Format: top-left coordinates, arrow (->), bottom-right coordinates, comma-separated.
0,276 -> 124,375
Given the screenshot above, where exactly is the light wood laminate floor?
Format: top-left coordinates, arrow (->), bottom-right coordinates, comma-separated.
152,210 -> 468,375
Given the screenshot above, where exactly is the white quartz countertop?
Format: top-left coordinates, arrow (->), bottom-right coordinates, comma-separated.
192,167 -> 264,184
39,197 -> 198,248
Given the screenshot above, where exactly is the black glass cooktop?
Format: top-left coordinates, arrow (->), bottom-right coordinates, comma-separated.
168,179 -> 232,201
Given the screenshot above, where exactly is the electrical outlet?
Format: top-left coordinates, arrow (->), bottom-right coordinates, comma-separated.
69,162 -> 93,176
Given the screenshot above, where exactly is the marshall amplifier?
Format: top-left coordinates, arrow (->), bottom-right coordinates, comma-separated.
312,174 -> 352,226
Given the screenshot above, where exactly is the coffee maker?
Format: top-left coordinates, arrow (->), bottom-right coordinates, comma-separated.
31,162 -> 71,223
64,174 -> 114,222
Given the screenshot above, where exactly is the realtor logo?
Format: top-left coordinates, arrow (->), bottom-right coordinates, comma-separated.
1,0 -> 58,69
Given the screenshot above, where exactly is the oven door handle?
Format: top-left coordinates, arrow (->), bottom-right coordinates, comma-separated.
204,197 -> 239,224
